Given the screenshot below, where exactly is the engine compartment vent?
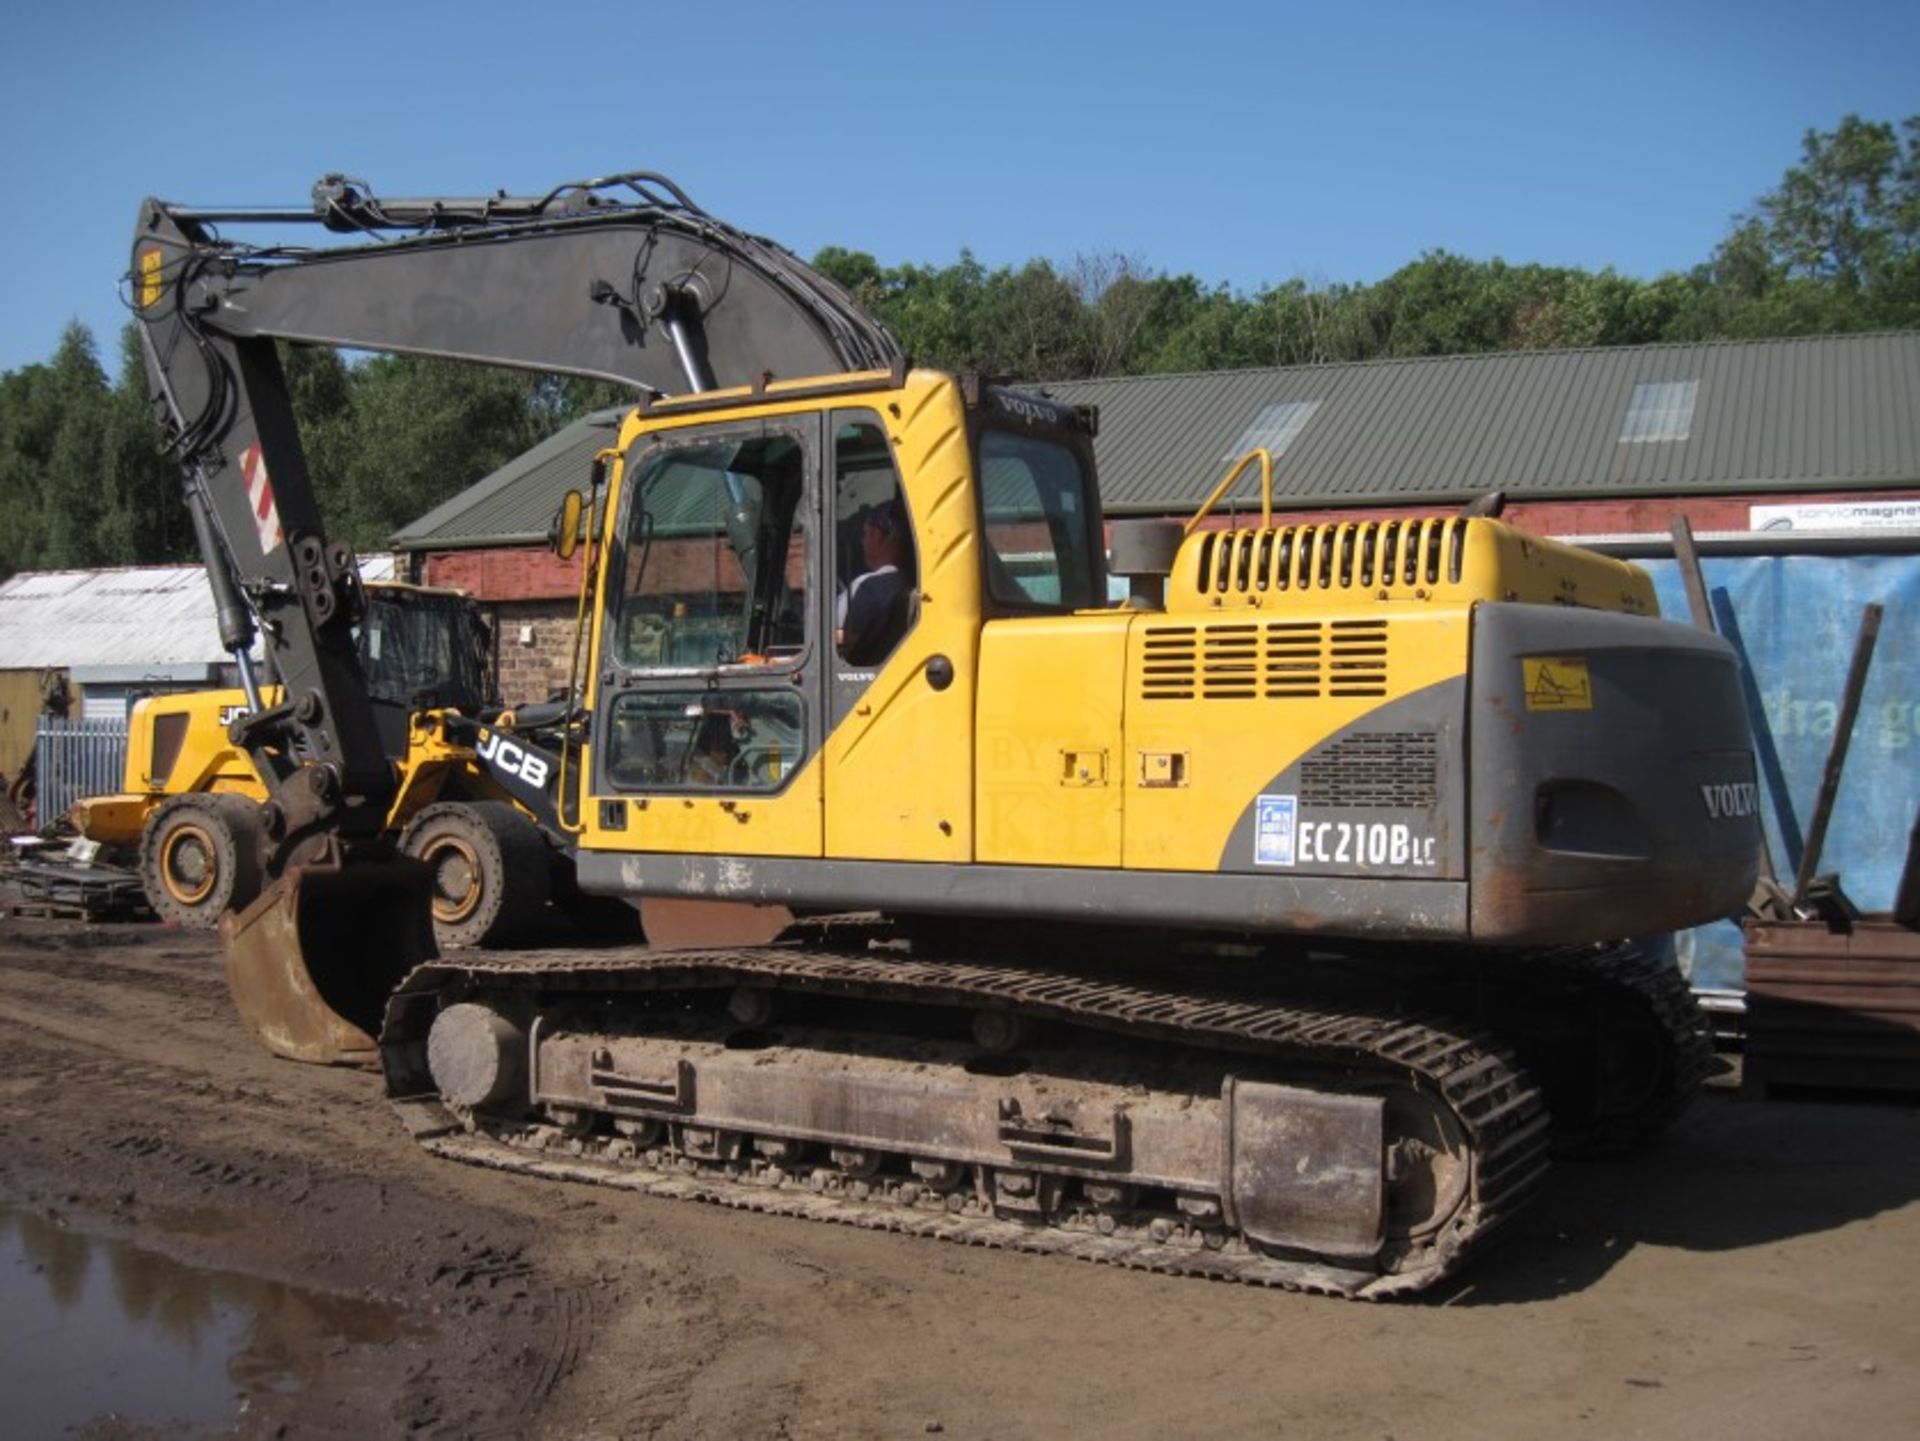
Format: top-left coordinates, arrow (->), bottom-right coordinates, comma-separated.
1299,731 -> 1439,808
1191,518 -> 1467,599
1139,619 -> 1390,702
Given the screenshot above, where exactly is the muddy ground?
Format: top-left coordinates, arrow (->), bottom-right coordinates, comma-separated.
1,917 -> 1916,1439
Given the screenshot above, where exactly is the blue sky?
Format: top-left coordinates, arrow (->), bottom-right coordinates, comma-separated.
2,0 -> 1915,375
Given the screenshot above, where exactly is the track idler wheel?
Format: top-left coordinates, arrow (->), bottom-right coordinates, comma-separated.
220,852 -> 437,1066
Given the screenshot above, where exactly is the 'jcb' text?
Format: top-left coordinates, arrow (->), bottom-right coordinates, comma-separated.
477,729 -> 551,789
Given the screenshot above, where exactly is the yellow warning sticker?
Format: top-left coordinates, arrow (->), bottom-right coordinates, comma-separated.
1522,657 -> 1592,711
138,249 -> 163,310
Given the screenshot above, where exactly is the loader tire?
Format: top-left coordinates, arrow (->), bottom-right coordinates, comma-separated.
141,793 -> 262,928
399,801 -> 550,949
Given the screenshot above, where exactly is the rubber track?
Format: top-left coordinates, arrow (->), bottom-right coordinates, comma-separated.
1540,942 -> 1713,1157
382,946 -> 1554,1299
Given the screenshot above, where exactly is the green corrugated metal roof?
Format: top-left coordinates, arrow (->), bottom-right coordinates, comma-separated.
1043,331 -> 1920,514
392,408 -> 627,548
393,333 -> 1920,548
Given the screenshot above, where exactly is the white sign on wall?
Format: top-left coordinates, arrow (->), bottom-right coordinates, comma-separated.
1750,500 -> 1920,531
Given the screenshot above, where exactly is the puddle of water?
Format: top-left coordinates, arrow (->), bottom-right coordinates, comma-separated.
1,1206 -> 410,1436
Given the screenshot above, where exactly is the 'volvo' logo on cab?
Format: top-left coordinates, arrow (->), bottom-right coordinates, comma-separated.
1701,781 -> 1758,820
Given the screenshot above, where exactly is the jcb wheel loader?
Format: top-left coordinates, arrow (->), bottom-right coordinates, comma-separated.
76,582 -> 625,946
126,169 -> 1758,1296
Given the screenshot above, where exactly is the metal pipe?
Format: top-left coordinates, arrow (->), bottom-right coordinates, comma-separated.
233,650 -> 265,714
1896,806 -> 1920,930
163,207 -> 327,225
1667,516 -> 1716,631
1793,603 -> 1884,905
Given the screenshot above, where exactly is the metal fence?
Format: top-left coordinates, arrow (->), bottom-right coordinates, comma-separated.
34,717 -> 129,823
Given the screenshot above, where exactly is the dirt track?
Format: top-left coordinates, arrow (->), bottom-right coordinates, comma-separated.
2,917 -> 1917,1439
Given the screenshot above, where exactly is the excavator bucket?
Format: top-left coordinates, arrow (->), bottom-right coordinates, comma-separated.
219,856 -> 437,1066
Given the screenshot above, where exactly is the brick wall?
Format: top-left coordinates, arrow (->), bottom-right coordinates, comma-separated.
434,482 -> 1920,703
491,599 -> 584,708
425,548 -> 582,602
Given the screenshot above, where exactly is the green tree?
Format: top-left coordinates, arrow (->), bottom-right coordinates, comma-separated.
326,355 -> 547,549
99,325 -> 191,564
1696,114 -> 1920,334
1754,114 -> 1919,288
0,324 -> 119,572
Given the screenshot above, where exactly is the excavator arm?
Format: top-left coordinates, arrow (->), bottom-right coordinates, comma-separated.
129,169 -> 902,1061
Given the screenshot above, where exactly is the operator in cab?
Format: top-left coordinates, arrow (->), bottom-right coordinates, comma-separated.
836,499 -> 915,665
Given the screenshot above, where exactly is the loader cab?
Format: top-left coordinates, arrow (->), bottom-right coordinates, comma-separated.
354,584 -> 493,755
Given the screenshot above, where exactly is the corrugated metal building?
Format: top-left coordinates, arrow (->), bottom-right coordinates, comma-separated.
0,557 -> 396,776
398,408 -> 628,552
1044,330 -> 1920,518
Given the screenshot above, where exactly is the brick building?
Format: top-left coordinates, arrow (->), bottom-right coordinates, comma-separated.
395,333 -> 1920,708
394,410 -> 623,707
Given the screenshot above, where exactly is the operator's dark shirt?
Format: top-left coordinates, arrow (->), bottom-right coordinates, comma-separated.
840,565 -> 909,665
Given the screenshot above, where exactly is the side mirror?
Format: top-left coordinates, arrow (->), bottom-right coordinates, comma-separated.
549,489 -> 585,560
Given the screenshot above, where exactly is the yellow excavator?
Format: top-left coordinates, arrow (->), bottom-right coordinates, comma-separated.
128,170 -> 1759,1297
73,581 -> 625,946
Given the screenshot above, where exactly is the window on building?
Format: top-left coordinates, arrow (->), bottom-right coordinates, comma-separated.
1620,380 -> 1699,443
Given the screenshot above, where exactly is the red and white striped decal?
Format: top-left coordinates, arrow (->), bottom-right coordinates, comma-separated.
239,443 -> 285,556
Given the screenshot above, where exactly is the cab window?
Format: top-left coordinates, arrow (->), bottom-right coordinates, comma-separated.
977,429 -> 1098,609
833,418 -> 917,665
603,688 -> 804,792
611,428 -> 809,671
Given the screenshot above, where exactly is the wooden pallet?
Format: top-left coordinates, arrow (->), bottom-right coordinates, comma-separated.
1744,917 -> 1920,1095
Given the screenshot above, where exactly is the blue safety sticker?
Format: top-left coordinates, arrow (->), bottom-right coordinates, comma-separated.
1254,794 -> 1298,867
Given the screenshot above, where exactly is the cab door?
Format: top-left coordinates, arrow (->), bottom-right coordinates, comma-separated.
588,412 -> 826,858
822,403 -> 976,863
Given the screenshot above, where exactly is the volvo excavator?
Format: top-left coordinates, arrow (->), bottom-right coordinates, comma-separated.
129,170 -> 1759,1297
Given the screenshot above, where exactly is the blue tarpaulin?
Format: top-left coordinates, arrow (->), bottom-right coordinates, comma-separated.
1639,552 -> 1918,990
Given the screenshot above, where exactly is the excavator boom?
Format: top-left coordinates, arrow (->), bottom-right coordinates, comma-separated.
131,169 -> 902,1061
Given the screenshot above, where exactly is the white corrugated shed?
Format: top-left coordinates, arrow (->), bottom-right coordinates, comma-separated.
0,555 -> 398,670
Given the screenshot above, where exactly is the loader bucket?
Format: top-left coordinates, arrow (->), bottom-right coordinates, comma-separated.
219,856 -> 437,1067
